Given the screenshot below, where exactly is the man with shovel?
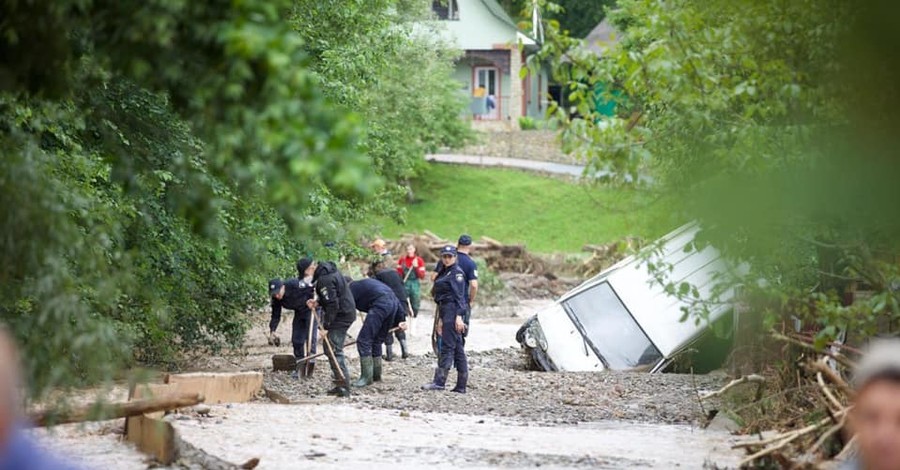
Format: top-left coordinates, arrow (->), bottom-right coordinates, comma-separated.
306,259 -> 357,398
268,276 -> 317,379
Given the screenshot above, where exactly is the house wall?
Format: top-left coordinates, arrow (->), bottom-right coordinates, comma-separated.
440,0 -> 520,50
525,65 -> 549,119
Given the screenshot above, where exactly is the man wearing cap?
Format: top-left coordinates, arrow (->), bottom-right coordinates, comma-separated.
370,238 -> 390,257
348,278 -> 408,387
844,339 -> 900,470
268,276 -> 318,379
422,245 -> 469,393
307,260 -> 357,398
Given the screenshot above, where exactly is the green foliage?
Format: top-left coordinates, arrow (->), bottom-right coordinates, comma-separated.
0,0 -> 466,399
540,0 -> 900,339
518,116 -> 538,130
381,164 -> 676,252
499,0 -> 614,38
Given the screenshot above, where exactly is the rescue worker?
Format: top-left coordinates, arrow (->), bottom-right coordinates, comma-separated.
455,235 -> 479,333
422,245 -> 469,393
307,260 -> 356,398
370,258 -> 411,360
268,275 -> 317,380
369,238 -> 390,257
348,278 -> 407,387
397,244 -> 426,319
431,235 -> 479,336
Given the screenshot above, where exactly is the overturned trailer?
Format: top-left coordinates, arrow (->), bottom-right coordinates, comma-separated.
516,224 -> 739,373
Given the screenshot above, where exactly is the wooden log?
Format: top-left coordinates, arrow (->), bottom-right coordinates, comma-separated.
481,236 -> 504,248
272,354 -> 296,372
423,230 -> 446,242
31,393 -> 203,427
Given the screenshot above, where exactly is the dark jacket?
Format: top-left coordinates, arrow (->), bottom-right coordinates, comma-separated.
350,278 -> 405,325
374,268 -> 409,305
312,262 -> 356,330
269,278 -> 315,332
433,263 -> 467,315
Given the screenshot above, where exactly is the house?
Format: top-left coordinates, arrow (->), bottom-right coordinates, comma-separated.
584,18 -> 621,117
431,0 -> 549,127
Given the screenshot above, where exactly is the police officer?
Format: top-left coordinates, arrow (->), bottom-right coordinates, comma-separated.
422,245 -> 469,393
370,258 -> 411,360
307,260 -> 356,398
348,278 -> 408,387
268,275 -> 317,380
431,235 -> 479,333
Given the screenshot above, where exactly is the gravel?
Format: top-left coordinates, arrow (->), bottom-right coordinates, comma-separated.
263,347 -> 726,426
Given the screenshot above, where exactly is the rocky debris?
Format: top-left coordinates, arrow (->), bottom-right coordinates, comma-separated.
262,348 -> 726,427
500,272 -> 581,299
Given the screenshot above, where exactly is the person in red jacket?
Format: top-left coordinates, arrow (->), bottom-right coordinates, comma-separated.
397,243 -> 426,319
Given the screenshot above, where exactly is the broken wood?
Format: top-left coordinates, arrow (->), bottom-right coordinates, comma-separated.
808,358 -> 854,398
31,393 -> 203,427
175,431 -> 260,469
272,354 -> 297,372
700,374 -> 766,401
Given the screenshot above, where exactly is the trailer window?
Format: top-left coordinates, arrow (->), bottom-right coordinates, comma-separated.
563,282 -> 662,370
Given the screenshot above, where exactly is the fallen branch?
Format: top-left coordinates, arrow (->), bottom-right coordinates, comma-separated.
808,414 -> 846,455
736,411 -> 845,464
808,359 -> 854,399
700,374 -> 766,401
31,393 -> 204,427
772,332 -> 857,369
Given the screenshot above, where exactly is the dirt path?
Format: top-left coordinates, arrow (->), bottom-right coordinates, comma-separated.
426,153 -> 588,178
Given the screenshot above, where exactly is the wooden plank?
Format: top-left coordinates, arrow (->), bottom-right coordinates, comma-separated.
272,354 -> 296,372
164,372 -> 263,404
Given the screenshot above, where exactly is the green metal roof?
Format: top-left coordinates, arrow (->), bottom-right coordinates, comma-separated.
479,0 -> 520,31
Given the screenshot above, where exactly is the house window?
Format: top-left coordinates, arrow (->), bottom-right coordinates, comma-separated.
432,0 -> 459,20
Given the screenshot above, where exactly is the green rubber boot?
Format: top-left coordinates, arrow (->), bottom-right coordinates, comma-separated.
353,356 -> 374,388
373,357 -> 383,382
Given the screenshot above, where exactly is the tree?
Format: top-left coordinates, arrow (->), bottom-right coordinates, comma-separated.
539,0 -> 900,343
0,0 -> 436,399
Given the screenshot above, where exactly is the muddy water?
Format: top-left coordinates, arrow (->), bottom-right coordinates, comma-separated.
171,403 -> 741,469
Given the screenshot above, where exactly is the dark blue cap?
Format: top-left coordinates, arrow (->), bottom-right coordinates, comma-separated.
458,234 -> 473,246
440,245 -> 457,256
268,278 -> 284,296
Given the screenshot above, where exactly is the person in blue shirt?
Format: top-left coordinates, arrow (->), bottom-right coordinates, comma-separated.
422,245 -> 469,393
348,278 -> 407,387
269,267 -> 318,380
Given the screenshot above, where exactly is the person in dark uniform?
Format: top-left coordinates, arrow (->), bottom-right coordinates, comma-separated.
369,257 -> 411,361
422,245 -> 469,393
431,235 -> 479,335
348,278 -> 407,387
307,260 -> 356,398
268,276 -> 318,380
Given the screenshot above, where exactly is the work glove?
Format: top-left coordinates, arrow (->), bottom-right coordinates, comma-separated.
267,331 -> 281,347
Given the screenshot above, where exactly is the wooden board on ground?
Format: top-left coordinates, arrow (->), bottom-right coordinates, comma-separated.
126,383 -> 180,464
272,354 -> 296,372
164,372 -> 263,404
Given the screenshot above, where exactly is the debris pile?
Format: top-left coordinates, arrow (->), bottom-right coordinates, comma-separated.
388,231 -> 638,280
723,332 -> 860,468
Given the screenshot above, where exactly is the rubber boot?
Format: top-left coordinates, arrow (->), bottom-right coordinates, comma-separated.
421,367 -> 449,391
353,356 -> 374,388
373,357 -> 383,382
399,339 -> 410,359
326,380 -> 343,396
383,344 -> 395,362
451,371 -> 468,394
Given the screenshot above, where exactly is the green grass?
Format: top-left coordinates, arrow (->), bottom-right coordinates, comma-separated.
381,164 -> 679,253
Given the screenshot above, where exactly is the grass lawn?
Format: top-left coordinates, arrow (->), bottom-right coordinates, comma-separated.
381,163 -> 681,253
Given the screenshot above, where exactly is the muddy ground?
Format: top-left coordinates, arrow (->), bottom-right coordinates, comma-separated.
33,280 -> 746,469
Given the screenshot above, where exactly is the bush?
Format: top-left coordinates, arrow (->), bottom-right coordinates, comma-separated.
518,116 -> 538,130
